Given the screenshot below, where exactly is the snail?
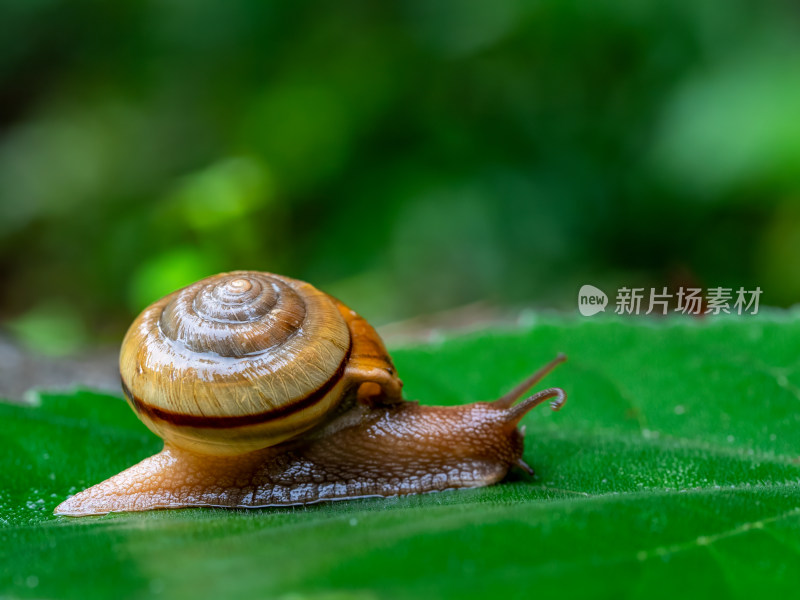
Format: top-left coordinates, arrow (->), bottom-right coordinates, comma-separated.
54,271 -> 567,516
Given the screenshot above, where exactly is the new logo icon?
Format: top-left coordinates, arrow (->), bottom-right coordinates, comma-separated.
578,285 -> 608,316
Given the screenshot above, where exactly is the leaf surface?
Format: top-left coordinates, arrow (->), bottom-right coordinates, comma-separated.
3,315 -> 800,599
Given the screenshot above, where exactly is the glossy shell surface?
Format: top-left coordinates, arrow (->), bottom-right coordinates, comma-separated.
119,271 -> 352,455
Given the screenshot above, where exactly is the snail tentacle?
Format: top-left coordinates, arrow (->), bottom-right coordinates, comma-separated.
493,353 -> 567,409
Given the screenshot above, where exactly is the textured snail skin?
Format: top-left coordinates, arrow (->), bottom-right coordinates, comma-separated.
53,271 -> 567,516
55,385 -> 565,515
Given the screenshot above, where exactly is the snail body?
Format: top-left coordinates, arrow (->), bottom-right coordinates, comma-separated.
55,271 -> 566,516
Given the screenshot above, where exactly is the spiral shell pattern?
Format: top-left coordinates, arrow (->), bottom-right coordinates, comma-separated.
120,271 -> 352,455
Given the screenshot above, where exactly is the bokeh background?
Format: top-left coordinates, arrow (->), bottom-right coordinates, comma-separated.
2,0 -> 800,359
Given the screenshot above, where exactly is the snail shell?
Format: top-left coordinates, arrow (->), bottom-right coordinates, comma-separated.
119,271 -> 402,455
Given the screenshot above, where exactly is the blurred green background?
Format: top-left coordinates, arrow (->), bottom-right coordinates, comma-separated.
1,0 -> 800,356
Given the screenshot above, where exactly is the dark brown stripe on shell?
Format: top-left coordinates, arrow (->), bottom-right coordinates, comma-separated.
121,343 -> 351,430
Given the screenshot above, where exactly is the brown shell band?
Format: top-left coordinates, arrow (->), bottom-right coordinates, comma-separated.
121,345 -> 350,430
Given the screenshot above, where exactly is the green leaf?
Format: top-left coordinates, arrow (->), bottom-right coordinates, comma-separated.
3,315 -> 800,599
